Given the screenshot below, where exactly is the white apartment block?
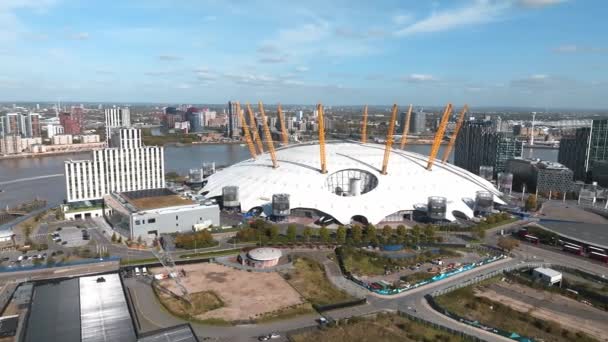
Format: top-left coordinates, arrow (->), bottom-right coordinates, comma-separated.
64,128 -> 165,202
110,128 -> 142,149
105,107 -> 131,140
53,134 -> 73,145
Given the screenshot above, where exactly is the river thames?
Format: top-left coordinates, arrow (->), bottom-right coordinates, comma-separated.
0,144 -> 558,208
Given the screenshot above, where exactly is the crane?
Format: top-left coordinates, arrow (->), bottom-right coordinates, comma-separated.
426,103 -> 453,171
236,102 -> 257,159
246,103 -> 264,154
277,103 -> 289,145
258,102 -> 278,168
381,104 -> 398,175
441,104 -> 469,163
399,104 -> 413,149
361,105 -> 368,144
317,103 -> 328,173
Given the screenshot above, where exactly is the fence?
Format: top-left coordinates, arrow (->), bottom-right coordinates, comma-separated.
0,256 -> 121,274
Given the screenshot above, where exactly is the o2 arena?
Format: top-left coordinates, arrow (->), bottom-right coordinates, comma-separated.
200,103 -> 504,225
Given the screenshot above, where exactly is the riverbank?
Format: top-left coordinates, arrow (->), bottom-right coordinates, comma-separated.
0,149 -> 98,160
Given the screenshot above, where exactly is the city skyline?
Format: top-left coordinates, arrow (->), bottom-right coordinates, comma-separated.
1,0 -> 607,108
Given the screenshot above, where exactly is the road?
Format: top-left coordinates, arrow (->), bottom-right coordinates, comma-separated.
11,216 -> 608,341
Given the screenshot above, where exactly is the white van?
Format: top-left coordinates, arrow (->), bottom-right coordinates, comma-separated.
135,267 -> 141,276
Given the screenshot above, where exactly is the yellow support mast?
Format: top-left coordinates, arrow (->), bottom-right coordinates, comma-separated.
246,103 -> 264,154
426,104 -> 453,171
258,102 -> 278,169
236,102 -> 257,159
277,103 -> 289,145
381,104 -> 398,175
441,104 -> 469,163
317,103 -> 328,174
361,105 -> 368,143
399,104 -> 413,149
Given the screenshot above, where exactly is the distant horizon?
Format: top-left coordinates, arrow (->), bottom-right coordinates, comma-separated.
1,101 -> 607,113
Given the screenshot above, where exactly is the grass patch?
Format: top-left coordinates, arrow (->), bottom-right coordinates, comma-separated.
120,257 -> 159,265
291,312 -> 462,342
339,246 -> 459,277
254,303 -> 315,323
157,288 -> 223,316
285,257 -> 355,306
435,282 -> 598,342
400,271 -> 434,283
179,248 -> 240,259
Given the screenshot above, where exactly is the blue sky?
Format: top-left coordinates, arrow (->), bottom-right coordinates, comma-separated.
0,0 -> 606,108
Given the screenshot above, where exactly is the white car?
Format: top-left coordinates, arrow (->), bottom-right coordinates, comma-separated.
134,267 -> 141,276
142,267 -> 148,275
269,332 -> 280,339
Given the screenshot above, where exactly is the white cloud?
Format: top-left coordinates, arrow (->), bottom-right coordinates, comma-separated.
258,55 -> 288,64
158,55 -> 182,61
0,0 -> 58,42
176,83 -> 191,89
395,1 -> 510,36
404,74 -> 437,82
552,44 -> 607,54
194,67 -> 217,81
392,14 -> 413,26
69,32 -> 89,40
518,0 -> 565,8
295,66 -> 309,72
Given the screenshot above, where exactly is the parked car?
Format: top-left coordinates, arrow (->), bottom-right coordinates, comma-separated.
135,267 -> 141,276
257,336 -> 269,341
56,227 -> 62,231
269,332 -> 280,339
61,241 -> 68,245
142,267 -> 148,275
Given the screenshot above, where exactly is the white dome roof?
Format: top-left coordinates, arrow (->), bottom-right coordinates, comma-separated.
247,247 -> 282,261
203,141 -> 504,224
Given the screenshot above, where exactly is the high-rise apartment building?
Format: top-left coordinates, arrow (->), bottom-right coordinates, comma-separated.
64,127 -> 164,202
59,112 -> 82,135
409,109 -> 426,133
105,107 -> 131,140
226,101 -> 241,138
558,119 -> 608,183
25,113 -> 41,137
454,121 -> 523,176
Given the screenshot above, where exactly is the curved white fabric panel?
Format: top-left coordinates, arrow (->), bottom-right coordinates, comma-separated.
202,142 -> 504,224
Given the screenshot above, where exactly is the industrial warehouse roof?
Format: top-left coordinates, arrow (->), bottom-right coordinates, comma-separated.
247,247 -> 282,261
202,142 -> 504,224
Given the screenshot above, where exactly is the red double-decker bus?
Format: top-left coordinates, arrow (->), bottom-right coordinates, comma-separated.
589,251 -> 608,263
523,234 -> 539,245
563,243 -> 583,255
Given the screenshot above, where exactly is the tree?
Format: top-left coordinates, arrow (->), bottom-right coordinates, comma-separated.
111,232 -> 117,243
137,235 -> 143,245
365,224 -> 377,243
411,225 -> 422,246
497,236 -> 519,252
423,225 -> 436,243
472,225 -> 486,240
165,171 -> 181,182
286,224 -> 297,242
525,194 -> 537,212
319,226 -> 330,243
268,225 -> 280,242
382,225 -> 393,240
46,256 -> 55,266
336,226 -> 347,244
352,225 -> 363,244
397,225 -> 407,238
117,236 -> 122,243
303,227 -> 313,243
55,207 -> 64,220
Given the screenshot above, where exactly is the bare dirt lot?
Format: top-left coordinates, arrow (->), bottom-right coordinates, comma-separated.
476,282 -> 608,341
153,263 -> 304,322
